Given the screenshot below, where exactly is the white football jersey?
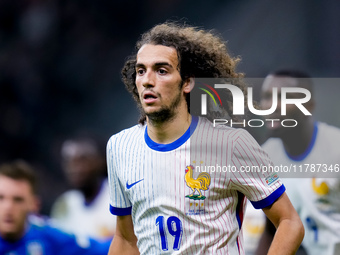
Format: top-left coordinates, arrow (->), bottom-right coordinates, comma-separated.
107,116 -> 284,255
263,122 -> 340,255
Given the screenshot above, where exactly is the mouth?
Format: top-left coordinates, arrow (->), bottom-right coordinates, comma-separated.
266,120 -> 281,130
2,217 -> 15,227
142,91 -> 158,104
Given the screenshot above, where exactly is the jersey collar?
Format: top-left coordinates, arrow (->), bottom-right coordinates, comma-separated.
286,122 -> 318,161
144,115 -> 198,152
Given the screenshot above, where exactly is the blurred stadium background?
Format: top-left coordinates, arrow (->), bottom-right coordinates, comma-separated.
0,0 -> 339,214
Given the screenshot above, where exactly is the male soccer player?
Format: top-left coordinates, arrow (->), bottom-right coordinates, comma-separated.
106,22 -> 304,255
51,135 -> 116,240
0,160 -> 110,255
255,70 -> 340,255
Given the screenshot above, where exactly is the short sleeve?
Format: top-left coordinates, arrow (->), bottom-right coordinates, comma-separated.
106,136 -> 132,216
230,129 -> 285,209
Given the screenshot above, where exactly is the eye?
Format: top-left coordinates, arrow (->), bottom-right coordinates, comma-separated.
14,197 -> 24,203
158,68 -> 168,75
136,68 -> 145,76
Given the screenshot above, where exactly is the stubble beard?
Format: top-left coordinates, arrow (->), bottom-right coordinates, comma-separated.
147,92 -> 182,125
144,85 -> 183,125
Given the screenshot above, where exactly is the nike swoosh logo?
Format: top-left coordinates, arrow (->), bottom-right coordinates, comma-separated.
126,179 -> 144,189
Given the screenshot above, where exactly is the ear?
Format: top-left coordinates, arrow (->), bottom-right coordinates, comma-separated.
183,78 -> 195,93
305,97 -> 315,113
30,196 -> 41,214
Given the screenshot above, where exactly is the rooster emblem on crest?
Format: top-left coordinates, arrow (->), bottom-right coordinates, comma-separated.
185,165 -> 211,200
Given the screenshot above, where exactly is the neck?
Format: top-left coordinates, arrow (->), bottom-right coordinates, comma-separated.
1,222 -> 28,242
282,118 -> 315,157
80,178 -> 103,204
146,110 -> 191,144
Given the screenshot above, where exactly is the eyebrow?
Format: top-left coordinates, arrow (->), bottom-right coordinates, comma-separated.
135,62 -> 174,69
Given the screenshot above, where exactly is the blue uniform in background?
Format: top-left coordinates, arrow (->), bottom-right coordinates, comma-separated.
0,220 -> 110,255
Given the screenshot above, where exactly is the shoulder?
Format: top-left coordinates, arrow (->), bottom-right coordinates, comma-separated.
24,217 -> 111,253
7,221 -> 70,253
196,117 -> 251,142
195,118 -> 265,161
28,216 -> 71,240
51,190 -> 83,217
28,219 -> 88,245
315,122 -> 340,160
53,190 -> 83,205
317,122 -> 340,140
107,124 -> 144,149
262,137 -> 282,150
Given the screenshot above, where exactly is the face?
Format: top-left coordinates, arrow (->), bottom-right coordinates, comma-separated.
135,44 -> 191,122
0,175 -> 37,240
261,75 -> 313,137
61,141 -> 104,189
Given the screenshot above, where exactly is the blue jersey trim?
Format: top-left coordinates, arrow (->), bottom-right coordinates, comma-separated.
144,115 -> 198,152
110,205 -> 132,216
251,184 -> 286,209
286,123 -> 318,161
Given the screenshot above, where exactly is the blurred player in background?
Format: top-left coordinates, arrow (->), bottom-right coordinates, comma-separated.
0,160 -> 110,254
51,135 -> 116,241
253,70 -> 340,255
106,22 -> 304,255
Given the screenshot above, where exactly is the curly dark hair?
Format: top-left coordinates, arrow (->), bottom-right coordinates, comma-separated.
122,21 -> 248,124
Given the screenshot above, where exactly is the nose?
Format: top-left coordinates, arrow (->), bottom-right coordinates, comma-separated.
261,93 -> 281,114
1,198 -> 14,211
141,70 -> 155,88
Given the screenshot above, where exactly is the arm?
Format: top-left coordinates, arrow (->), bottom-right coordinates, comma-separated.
108,215 -> 139,255
261,192 -> 304,255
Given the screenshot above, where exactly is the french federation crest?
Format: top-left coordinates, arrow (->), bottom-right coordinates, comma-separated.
184,165 -> 211,200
